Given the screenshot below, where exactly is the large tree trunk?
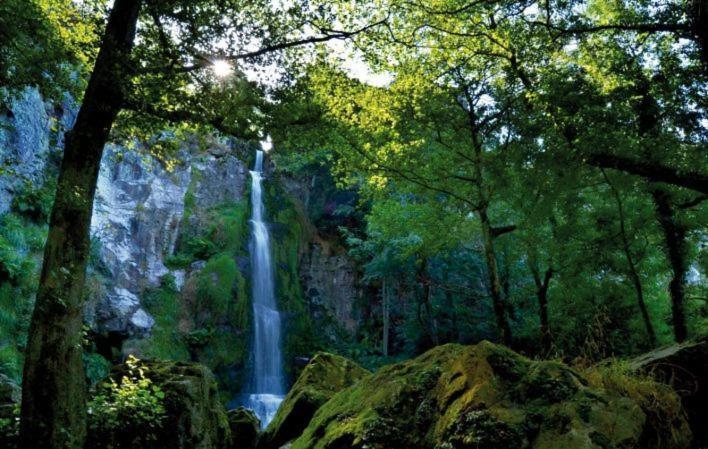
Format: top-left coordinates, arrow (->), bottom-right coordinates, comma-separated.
479,207 -> 513,345
651,188 -> 689,342
19,2 -> 142,449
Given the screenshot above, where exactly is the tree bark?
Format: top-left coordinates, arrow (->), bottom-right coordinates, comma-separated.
382,279 -> 390,356
690,0 -> 708,72
602,171 -> 657,346
19,2 -> 142,449
529,252 -> 553,354
651,188 -> 689,342
586,153 -> 708,195
479,207 -> 513,345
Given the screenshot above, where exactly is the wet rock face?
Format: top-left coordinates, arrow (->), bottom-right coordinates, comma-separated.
280,172 -> 363,337
290,342 -> 690,449
91,146 -> 190,336
89,146 -> 248,338
0,87 -> 75,214
299,243 -> 360,334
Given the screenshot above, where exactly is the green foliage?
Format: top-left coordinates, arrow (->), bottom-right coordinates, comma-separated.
10,178 -> 56,223
0,0 -> 98,100
87,356 -> 167,449
0,211 -> 46,380
196,254 -> 238,318
83,353 -> 112,388
270,0 -> 707,359
138,275 -> 191,362
0,403 -> 20,445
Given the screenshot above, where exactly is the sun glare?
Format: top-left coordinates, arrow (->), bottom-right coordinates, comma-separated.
212,59 -> 233,78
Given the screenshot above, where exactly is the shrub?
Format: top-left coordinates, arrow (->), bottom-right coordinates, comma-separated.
87,356 -> 167,449
10,179 -> 55,223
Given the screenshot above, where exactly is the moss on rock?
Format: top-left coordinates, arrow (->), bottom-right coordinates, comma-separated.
93,358 -> 231,449
229,407 -> 260,449
258,352 -> 370,449
290,341 -> 689,449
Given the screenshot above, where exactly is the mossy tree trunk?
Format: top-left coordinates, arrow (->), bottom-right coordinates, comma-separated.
651,188 -> 689,342
19,1 -> 142,448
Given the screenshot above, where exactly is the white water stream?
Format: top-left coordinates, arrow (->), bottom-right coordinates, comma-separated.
244,149 -> 285,427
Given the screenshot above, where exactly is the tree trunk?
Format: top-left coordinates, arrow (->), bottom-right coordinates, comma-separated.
382,279 -> 390,356
690,0 -> 708,73
651,188 -> 689,342
602,171 -> 657,346
19,2 -> 142,449
529,252 -> 553,354
479,207 -> 513,345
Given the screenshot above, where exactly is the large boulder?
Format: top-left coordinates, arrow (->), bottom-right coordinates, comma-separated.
630,337 -> 707,448
291,341 -> 690,449
228,407 -> 260,449
88,359 -> 231,449
258,352 -> 369,449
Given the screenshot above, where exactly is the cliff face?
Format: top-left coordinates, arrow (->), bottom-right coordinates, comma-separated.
0,88 -> 75,214
88,144 -> 249,338
1,87 -> 364,393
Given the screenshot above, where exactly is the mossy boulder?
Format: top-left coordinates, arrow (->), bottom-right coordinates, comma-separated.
291,341 -> 688,449
258,352 -> 370,449
228,407 -> 260,449
91,359 -> 231,449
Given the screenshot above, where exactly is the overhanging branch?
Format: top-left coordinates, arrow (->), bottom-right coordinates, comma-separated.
586,153 -> 708,194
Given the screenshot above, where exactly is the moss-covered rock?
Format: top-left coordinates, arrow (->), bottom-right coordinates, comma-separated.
291,341 -> 688,449
91,359 -> 231,449
258,352 -> 370,449
229,407 -> 260,449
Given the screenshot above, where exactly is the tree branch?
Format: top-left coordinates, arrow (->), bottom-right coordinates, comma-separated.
586,153 -> 708,194
122,98 -> 252,139
491,224 -> 517,238
140,17 -> 389,75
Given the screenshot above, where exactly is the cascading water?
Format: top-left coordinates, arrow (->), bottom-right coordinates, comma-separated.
244,148 -> 285,427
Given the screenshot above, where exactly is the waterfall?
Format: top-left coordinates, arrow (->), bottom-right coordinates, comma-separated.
244,149 -> 285,427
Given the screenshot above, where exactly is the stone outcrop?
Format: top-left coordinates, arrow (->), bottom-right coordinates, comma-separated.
299,243 -> 360,334
280,170 -> 363,337
228,407 -> 260,449
90,359 -> 231,449
258,353 -> 369,449
0,87 -> 75,214
630,337 -> 707,448
89,144 -> 249,339
291,341 -> 690,449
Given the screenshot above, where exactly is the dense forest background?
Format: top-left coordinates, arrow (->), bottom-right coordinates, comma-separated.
0,0 -> 706,448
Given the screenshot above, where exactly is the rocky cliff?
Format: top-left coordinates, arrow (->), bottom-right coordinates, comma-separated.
88,143 -> 249,338
0,86 -> 364,393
